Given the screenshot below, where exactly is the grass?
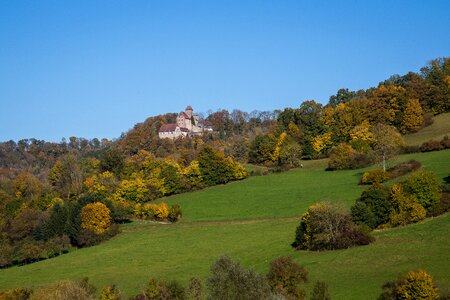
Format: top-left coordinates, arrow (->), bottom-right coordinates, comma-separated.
0,149 -> 449,299
404,112 -> 450,146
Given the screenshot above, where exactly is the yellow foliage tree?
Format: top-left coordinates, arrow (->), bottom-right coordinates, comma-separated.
349,120 -> 374,142
402,98 -> 424,133
396,270 -> 439,300
389,184 -> 425,226
81,202 -> 111,234
84,171 -> 117,195
311,132 -> 333,154
271,132 -> 287,162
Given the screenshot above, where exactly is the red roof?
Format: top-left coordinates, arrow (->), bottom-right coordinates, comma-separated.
159,124 -> 178,132
181,112 -> 190,118
159,123 -> 190,133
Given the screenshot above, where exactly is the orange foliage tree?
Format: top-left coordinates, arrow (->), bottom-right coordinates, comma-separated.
80,202 -> 111,234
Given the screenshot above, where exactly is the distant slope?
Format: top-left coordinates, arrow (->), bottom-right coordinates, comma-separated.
0,150 -> 449,299
404,112 -> 450,146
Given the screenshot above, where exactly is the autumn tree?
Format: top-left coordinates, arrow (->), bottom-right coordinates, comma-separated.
402,98 -> 424,132
267,256 -> 308,300
80,202 -> 111,234
388,184 -> 426,227
371,124 -> 405,171
378,270 -> 439,300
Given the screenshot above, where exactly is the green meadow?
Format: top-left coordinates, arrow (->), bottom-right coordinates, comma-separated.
404,112 -> 450,145
0,149 -> 449,299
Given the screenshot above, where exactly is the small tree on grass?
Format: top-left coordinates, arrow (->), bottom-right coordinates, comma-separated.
388,184 -> 426,227
267,256 -> 308,300
371,124 -> 405,171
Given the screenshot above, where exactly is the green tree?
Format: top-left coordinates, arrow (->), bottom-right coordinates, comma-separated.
402,170 -> 441,212
371,124 -> 405,171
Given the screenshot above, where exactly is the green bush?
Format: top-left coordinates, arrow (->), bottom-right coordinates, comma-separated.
351,184 -> 391,229
403,170 -> 441,212
360,169 -> 390,185
267,256 -> 308,300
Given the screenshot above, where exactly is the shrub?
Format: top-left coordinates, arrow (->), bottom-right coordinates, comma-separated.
403,170 -> 441,212
311,281 -> 331,300
360,169 -> 390,185
185,277 -> 204,300
420,140 -> 444,152
386,160 -> 422,179
80,202 -> 111,234
134,203 -> 170,221
31,279 -> 96,300
351,184 -> 391,229
101,285 -> 122,300
389,184 -> 426,227
0,288 -> 32,300
293,202 -> 373,251
429,191 -> 450,217
267,256 -> 308,300
207,256 -> 272,300
441,135 -> 450,149
168,205 -> 182,223
378,270 -> 439,300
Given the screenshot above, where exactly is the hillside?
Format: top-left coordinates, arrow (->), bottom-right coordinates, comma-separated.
404,112 -> 450,146
0,149 -> 449,299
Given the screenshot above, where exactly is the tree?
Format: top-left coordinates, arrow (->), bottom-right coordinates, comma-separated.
80,202 -> 111,234
329,88 -> 356,106
371,124 -> 405,171
293,202 -> 373,251
388,184 -> 426,227
207,256 -> 272,300
402,99 -> 424,133
185,277 -> 204,300
267,256 -> 308,300
378,270 -> 439,300
402,170 -> 441,212
351,184 -> 391,229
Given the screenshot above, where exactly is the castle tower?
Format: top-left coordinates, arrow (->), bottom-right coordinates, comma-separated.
185,105 -> 193,118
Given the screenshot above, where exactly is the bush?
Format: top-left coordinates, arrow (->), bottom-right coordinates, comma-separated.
267,256 -> 308,300
328,144 -> 371,170
360,169 -> 390,185
207,256 -> 272,300
76,224 -> 119,248
0,288 -> 32,300
168,205 -> 182,223
403,170 -> 441,212
420,140 -> 444,152
311,281 -> 331,300
351,184 -> 391,229
386,160 -> 422,179
31,278 -> 96,300
185,277 -> 204,300
101,285 -> 122,300
388,184 -> 426,227
293,202 -> 373,251
378,270 -> 439,300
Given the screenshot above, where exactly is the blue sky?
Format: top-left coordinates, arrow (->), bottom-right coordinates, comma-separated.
1,1 -> 449,142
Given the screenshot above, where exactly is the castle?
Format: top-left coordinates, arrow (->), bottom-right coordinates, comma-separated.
158,106 -> 213,139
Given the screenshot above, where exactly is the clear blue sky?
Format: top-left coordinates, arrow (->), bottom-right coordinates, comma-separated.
1,1 -> 449,142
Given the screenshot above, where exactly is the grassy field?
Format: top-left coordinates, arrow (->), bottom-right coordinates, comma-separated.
404,112 -> 450,145
0,149 -> 449,299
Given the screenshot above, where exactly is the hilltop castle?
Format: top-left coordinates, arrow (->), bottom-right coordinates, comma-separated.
158,106 -> 212,139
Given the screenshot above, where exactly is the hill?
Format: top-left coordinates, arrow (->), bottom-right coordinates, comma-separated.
404,112 -> 450,146
0,149 -> 449,299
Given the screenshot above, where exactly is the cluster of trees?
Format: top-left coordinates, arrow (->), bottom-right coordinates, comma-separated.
292,202 -> 373,251
351,170 -> 444,230
0,144 -> 247,267
0,256 -> 331,300
0,194 -> 124,268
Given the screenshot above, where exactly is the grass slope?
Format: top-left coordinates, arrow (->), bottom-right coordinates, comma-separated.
0,150 -> 449,299
404,112 -> 450,145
